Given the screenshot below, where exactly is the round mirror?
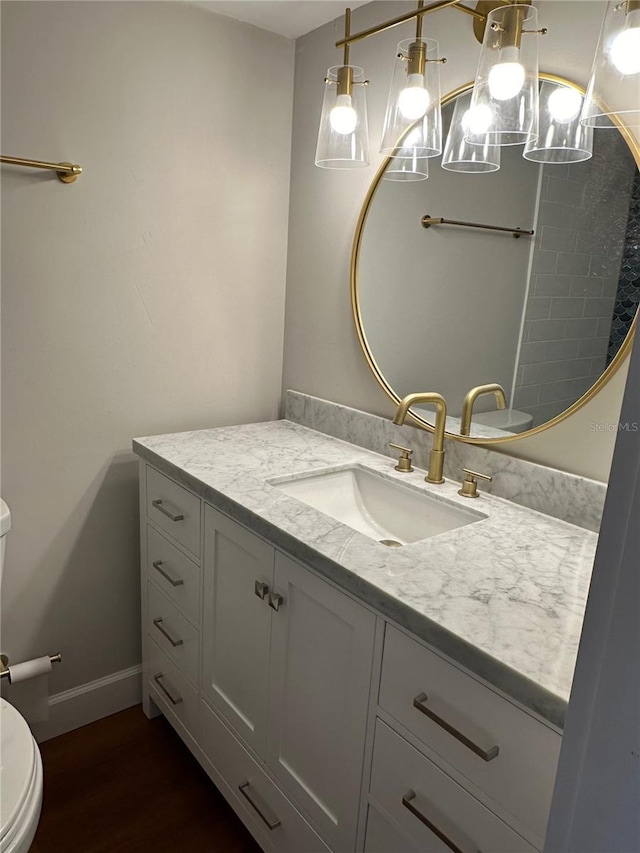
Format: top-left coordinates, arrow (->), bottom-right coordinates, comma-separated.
352,76 -> 640,442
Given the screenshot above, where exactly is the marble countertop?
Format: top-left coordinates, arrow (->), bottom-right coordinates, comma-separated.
133,419 -> 598,729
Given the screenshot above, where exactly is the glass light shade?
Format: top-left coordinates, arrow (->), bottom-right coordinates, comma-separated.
380,38 -> 442,158
315,65 -> 369,169
384,150 -> 429,181
441,91 -> 500,173
524,82 -> 593,163
467,4 -> 539,146
581,0 -> 640,129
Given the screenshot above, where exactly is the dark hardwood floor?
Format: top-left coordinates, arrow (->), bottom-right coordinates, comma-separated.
31,706 -> 262,853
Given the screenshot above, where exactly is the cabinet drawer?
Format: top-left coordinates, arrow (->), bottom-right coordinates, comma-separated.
146,466 -> 200,558
201,700 -> 331,853
147,525 -> 201,627
370,720 -> 537,853
379,625 -> 560,844
365,804 -> 422,853
147,583 -> 199,685
148,638 -> 199,740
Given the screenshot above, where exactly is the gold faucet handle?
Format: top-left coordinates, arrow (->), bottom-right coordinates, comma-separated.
458,468 -> 492,498
389,443 -> 414,473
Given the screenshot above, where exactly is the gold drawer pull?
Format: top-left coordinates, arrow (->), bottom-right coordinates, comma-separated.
152,560 -> 184,587
153,617 -> 184,648
238,781 -> 282,830
152,499 -> 184,522
413,693 -> 499,762
402,790 -> 480,853
153,673 -> 183,706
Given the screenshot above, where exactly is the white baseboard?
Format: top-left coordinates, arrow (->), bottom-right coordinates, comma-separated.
30,665 -> 142,743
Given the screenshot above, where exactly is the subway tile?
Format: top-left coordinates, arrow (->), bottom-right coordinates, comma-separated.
527,318 -> 567,342
570,277 -> 603,298
564,317 -> 599,339
556,253 -> 591,276
534,275 -> 573,297
538,377 -> 591,404
540,226 -> 578,253
545,339 -> 580,361
597,316 -> 613,337
550,297 -> 585,318
531,251 -> 558,274
578,336 -> 610,358
544,177 -> 584,207
538,201 -> 565,227
518,341 -> 547,365
513,385 -> 540,408
525,297 -> 552,320
583,296 -> 617,318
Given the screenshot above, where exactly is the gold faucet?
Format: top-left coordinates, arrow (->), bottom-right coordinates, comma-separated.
392,393 -> 447,484
460,383 -> 507,436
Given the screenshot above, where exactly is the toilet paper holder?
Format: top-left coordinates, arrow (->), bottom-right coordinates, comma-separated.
0,652 -> 62,680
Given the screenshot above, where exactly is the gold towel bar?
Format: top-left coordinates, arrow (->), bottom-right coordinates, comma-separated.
1,155 -> 82,184
421,214 -> 534,238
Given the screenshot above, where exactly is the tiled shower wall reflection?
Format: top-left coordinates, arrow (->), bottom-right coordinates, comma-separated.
513,132 -> 637,427
608,171 -> 640,363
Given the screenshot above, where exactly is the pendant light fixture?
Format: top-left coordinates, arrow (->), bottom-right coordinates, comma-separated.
384,149 -> 430,181
379,38 -> 444,157
441,91 -> 501,172
524,81 -> 593,163
466,4 -> 543,147
315,9 -> 369,169
313,1 -> 639,173
380,1 -> 445,158
581,0 -> 640,129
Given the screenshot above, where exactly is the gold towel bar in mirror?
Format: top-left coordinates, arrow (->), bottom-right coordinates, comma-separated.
421,215 -> 534,238
0,155 -> 82,184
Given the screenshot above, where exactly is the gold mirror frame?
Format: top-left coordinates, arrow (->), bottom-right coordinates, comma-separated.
351,73 -> 640,444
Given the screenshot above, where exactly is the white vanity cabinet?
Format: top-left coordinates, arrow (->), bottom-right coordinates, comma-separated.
364,625 -> 561,853
139,460 -> 561,853
202,505 -> 377,852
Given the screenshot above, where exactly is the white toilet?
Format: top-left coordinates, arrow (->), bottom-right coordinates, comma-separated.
472,407 -> 534,434
0,499 -> 44,853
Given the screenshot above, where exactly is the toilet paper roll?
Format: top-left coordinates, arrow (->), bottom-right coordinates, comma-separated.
8,656 -> 53,684
6,657 -> 52,723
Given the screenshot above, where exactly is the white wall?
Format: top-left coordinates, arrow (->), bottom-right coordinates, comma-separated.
1,2 -> 294,698
282,0 -> 632,481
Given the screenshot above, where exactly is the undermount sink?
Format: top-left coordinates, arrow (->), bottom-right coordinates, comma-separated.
268,465 -> 486,546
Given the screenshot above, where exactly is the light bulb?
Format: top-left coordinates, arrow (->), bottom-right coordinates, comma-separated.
610,10 -> 640,75
330,94 -> 357,134
463,105 -> 493,135
398,74 -> 430,120
547,86 -> 582,122
488,46 -> 525,100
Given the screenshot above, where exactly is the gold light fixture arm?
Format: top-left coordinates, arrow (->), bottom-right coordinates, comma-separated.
0,154 -> 82,184
336,0 -> 473,48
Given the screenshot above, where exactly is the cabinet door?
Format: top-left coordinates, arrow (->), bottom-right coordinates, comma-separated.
202,505 -> 274,757
267,552 -> 376,853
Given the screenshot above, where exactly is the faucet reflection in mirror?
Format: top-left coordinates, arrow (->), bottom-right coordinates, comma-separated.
315,0 -> 640,172
460,384 -> 507,436
392,392 -> 448,483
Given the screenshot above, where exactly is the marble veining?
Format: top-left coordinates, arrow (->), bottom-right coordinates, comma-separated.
134,418 -> 598,729
284,390 -> 607,532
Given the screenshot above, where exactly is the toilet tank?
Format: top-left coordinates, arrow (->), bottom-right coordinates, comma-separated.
0,499 -> 11,583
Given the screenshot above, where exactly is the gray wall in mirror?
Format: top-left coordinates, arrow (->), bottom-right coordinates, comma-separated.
515,131 -> 637,427
355,85 -> 639,438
